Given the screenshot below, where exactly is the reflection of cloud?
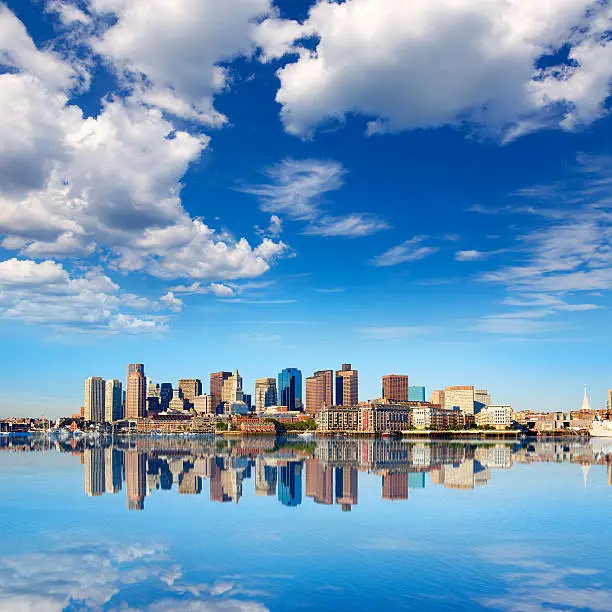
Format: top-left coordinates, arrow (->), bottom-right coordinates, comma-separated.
0,541 -> 269,611
478,545 -> 612,612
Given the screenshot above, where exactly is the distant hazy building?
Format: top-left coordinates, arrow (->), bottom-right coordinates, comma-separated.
382,374 -> 409,402
104,379 -> 123,423
474,389 -> 491,413
146,379 -> 160,399
84,377 -> 105,423
193,394 -> 215,415
210,371 -> 232,411
306,369 -> 334,415
255,378 -> 278,412
222,370 -> 243,403
408,385 -> 426,402
430,390 -> 445,406
126,364 -> 146,420
278,368 -> 303,412
179,379 -> 202,409
444,386 -> 475,415
336,363 -> 358,406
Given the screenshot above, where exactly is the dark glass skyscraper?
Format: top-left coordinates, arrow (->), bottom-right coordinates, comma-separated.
278,368 -> 302,411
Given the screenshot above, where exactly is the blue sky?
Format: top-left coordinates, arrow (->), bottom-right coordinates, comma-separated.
1,0 -> 612,416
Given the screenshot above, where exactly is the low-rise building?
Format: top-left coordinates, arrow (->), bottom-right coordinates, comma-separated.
476,405 -> 513,430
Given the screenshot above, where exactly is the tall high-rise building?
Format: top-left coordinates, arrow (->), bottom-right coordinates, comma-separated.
474,389 -> 491,413
408,385 -> 426,402
305,370 -> 333,414
126,364 -> 146,420
178,379 -> 202,408
126,450 -> 146,510
335,363 -> 358,406
444,386 -> 475,415
105,379 -> 123,423
193,394 -> 215,415
607,389 -> 612,412
159,383 -> 173,411
255,378 -> 277,411
278,368 -> 303,411
84,377 -> 105,423
382,374 -> 409,402
210,371 -> 232,410
84,447 -> 105,496
222,370 -> 243,403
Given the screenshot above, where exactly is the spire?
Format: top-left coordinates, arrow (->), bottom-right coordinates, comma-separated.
581,464 -> 591,490
581,385 -> 591,411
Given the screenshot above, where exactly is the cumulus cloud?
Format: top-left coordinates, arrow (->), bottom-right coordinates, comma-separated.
370,236 -> 438,267
243,158 -> 388,237
260,0 -> 612,139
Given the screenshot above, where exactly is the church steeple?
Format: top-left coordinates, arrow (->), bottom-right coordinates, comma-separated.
580,384 -> 591,411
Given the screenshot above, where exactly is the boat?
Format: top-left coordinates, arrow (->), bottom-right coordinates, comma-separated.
589,417 -> 612,438
297,431 -> 315,438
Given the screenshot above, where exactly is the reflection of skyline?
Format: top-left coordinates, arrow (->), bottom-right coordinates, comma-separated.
2,437 -> 611,512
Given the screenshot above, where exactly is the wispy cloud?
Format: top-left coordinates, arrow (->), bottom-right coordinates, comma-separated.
242,158 -> 388,238
370,236 -> 438,267
455,249 -> 506,261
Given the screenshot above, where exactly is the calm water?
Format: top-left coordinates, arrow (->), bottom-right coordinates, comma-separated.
1,436 -> 611,611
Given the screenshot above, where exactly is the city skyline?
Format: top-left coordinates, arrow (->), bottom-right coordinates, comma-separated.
2,0 -> 612,416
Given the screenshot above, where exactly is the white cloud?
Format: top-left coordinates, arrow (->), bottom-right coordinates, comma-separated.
370,236 -> 438,267
210,283 -> 236,298
45,1 -> 92,25
455,249 -> 506,261
264,0 -> 612,139
160,291 -> 183,312
303,214 -> 390,237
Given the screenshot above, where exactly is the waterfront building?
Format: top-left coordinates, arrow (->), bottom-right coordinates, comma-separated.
168,389 -> 188,413
430,390 -> 445,406
193,394 -> 215,415
84,377 -> 105,423
210,371 -> 233,411
408,385 -> 426,402
126,450 -> 146,510
412,406 -> 467,430
336,363 -> 358,406
474,389 -> 491,412
306,369 -> 334,415
382,374 -> 409,402
255,378 -> 278,412
159,383 -> 173,411
126,364 -> 146,420
278,368 -> 303,412
179,379 -> 202,409
84,448 -> 105,496
444,386 -> 475,415
476,405 -> 512,430
222,370 -> 243,404
335,466 -> 358,511
105,379 -> 123,423
315,402 -> 412,434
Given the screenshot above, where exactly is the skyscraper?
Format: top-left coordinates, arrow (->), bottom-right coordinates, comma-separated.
105,379 -> 123,423
278,368 -> 302,411
430,390 -> 445,406
474,389 -> 491,413
210,371 -> 232,410
126,364 -> 146,420
382,374 -> 409,402
222,370 -> 243,404
408,386 -> 426,402
159,383 -> 173,411
444,386 -> 475,415
305,369 -> 333,414
178,379 -> 202,409
255,378 -> 277,411
335,363 -> 358,406
84,377 -> 105,423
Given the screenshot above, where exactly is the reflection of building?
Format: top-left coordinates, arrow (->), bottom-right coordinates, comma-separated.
255,378 -> 277,412
104,447 -> 123,494
382,375 -> 409,402
335,466 -> 358,511
179,379 -> 202,409
382,472 -> 408,500
306,370 -> 334,415
105,379 -> 123,423
210,371 -> 232,411
126,364 -> 146,420
408,472 -> 425,489
278,462 -> 302,507
126,450 -> 146,510
84,448 -> 105,496
444,386 -> 475,415
84,377 -> 105,423
336,364 -> 358,406
408,386 -> 426,402
178,467 -> 202,495
305,459 -> 333,504
278,368 -> 303,412
437,459 -> 490,490
255,456 -> 277,496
